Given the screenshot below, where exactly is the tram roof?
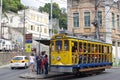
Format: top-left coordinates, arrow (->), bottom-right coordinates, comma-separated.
62,35 -> 111,44
35,39 -> 50,45
58,30 -> 111,44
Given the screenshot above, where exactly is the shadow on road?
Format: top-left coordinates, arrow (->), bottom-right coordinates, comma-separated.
49,71 -> 110,80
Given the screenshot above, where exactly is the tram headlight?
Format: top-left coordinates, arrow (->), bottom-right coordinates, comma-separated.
56,56 -> 61,61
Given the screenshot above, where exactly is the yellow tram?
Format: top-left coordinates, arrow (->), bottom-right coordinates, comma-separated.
49,33 -> 112,74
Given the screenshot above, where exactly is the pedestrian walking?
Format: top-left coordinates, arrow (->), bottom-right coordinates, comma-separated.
43,54 -> 48,74
41,51 -> 46,74
36,53 -> 42,74
29,53 -> 35,73
41,58 -> 44,74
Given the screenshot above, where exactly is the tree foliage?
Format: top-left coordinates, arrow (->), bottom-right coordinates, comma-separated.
3,0 -> 24,13
39,3 -> 67,29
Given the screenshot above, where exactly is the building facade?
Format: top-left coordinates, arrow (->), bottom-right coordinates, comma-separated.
0,8 -> 50,52
18,8 -> 50,39
18,8 -> 50,53
67,0 -> 120,65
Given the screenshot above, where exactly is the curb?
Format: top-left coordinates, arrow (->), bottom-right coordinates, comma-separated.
111,67 -> 120,69
19,72 -> 63,79
0,64 -> 10,68
19,73 -> 44,79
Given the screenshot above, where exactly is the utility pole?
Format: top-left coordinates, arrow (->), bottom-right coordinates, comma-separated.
50,0 -> 53,38
38,26 -> 42,54
23,9 -> 26,53
0,0 -> 2,39
92,0 -> 100,40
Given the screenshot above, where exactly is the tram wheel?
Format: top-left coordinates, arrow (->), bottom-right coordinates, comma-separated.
73,68 -> 79,76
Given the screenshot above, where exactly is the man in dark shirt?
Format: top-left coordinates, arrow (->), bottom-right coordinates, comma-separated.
36,53 -> 41,74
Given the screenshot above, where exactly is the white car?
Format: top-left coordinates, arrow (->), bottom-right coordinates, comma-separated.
10,56 -> 29,69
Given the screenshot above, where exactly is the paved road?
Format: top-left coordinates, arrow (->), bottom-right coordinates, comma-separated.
0,66 -> 120,80
0,67 -> 28,80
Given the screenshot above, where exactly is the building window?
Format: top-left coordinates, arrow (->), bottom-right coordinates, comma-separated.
118,42 -> 120,47
98,11 -> 102,26
73,12 -> 79,27
112,41 -> 115,46
40,26 -> 42,32
112,13 -> 115,28
44,28 -> 47,33
31,25 -> 33,30
117,15 -> 120,29
84,12 -> 90,27
37,27 -> 39,32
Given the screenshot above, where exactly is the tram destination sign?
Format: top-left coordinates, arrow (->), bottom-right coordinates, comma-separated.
55,36 -> 63,39
25,34 -> 32,40
25,34 -> 32,43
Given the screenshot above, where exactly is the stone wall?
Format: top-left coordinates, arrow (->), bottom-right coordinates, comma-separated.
0,52 -> 31,66
0,44 -> 50,66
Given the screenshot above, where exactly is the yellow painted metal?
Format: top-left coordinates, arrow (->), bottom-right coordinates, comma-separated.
25,43 -> 32,53
50,34 -> 112,66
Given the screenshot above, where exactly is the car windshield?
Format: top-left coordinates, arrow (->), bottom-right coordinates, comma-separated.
13,57 -> 23,60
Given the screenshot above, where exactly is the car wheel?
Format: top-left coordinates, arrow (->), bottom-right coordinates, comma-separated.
24,64 -> 27,69
11,67 -> 14,70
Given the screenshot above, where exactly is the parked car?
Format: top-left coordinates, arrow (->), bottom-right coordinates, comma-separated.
10,56 -> 29,69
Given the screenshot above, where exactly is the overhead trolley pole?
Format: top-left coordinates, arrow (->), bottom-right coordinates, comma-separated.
92,0 -> 100,40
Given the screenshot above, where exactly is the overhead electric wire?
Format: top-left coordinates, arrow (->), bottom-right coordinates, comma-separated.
35,0 -> 67,4
103,1 -> 115,19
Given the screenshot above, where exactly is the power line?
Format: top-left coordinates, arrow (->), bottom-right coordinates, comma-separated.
35,0 -> 67,4
103,1 -> 115,19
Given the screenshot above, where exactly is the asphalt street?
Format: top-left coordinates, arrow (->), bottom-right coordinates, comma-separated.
0,64 -> 120,80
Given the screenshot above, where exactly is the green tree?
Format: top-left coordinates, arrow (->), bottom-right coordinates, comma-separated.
59,13 -> 67,29
39,3 -> 67,29
3,0 -> 24,13
39,3 -> 61,19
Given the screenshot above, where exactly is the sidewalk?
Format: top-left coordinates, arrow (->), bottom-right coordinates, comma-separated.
0,64 -> 120,79
19,71 -> 63,79
19,66 -> 120,79
112,66 -> 120,69
0,64 -> 10,68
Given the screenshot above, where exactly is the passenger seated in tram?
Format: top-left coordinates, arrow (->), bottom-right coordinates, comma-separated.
79,47 -> 82,52
72,46 -> 77,52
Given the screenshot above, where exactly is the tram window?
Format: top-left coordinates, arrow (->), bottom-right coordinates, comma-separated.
79,42 -> 82,52
95,45 -> 98,52
107,46 -> 109,53
72,41 -> 77,52
51,42 -> 54,51
99,45 -> 101,53
92,44 -> 94,53
104,46 -> 107,53
102,45 -> 104,53
56,40 -> 62,51
84,43 -> 87,52
88,43 -> 90,53
64,40 -> 69,51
